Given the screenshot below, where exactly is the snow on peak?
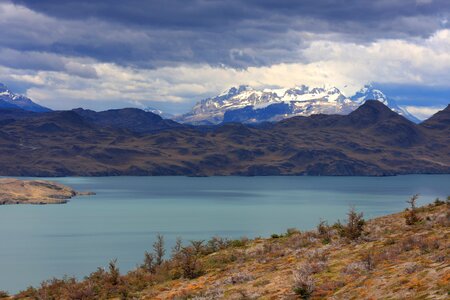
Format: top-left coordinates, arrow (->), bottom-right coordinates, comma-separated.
350,85 -> 419,123
177,83 -> 421,124
179,84 -> 357,124
351,85 -> 388,104
0,82 -> 51,112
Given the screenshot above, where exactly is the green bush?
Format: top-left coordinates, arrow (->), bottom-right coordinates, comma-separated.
337,207 -> 365,240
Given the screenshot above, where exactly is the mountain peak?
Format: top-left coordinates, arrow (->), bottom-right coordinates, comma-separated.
350,85 -> 420,123
351,85 -> 388,104
346,100 -> 405,126
421,104 -> 450,129
0,83 -> 52,113
219,85 -> 251,97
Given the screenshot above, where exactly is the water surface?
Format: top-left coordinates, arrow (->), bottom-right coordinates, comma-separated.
0,175 -> 449,293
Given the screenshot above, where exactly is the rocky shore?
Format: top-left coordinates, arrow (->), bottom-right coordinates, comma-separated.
0,178 -> 94,205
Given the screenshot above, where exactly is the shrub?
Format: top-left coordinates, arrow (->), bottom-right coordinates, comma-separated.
191,285 -> 224,300
362,249 -> 376,271
434,198 -> 445,206
286,228 -> 301,236
153,234 -> 166,266
336,207 -> 365,240
224,271 -> 254,285
404,262 -> 421,274
341,262 -> 367,275
108,259 -> 120,286
292,264 -> 315,299
206,236 -> 228,253
316,220 -> 331,244
405,194 -> 421,225
190,240 -> 205,255
0,291 -> 9,299
179,247 -> 203,279
305,248 -> 328,262
172,237 -> 183,257
229,237 -> 249,248
142,251 -> 155,273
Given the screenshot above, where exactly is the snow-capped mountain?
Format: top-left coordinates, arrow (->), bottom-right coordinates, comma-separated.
0,83 -> 51,112
350,85 -> 420,123
144,107 -> 174,119
177,84 -> 419,124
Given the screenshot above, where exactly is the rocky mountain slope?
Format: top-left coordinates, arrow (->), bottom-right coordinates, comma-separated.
0,83 -> 51,112
0,101 -> 448,176
7,198 -> 450,299
177,85 -> 419,124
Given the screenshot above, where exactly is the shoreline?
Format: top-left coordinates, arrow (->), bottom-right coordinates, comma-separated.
0,178 -> 95,205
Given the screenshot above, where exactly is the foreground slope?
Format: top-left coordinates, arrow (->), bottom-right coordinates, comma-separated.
8,199 -> 449,299
0,101 -> 448,176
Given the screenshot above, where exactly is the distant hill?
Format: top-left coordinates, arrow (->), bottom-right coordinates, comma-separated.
0,101 -> 448,176
176,84 -> 419,124
73,107 -> 185,133
0,83 -> 51,112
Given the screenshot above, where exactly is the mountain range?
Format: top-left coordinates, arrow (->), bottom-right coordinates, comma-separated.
0,83 -> 51,112
0,100 -> 448,176
0,82 -> 421,124
176,85 -> 420,124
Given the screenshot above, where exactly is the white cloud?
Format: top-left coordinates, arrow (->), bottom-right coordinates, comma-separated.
404,105 -> 445,120
0,29 -> 449,113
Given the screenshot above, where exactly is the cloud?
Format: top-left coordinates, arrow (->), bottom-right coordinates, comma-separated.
1,30 -> 448,113
0,1 -> 448,112
1,0 -> 449,68
404,105 -> 445,120
0,48 -> 98,78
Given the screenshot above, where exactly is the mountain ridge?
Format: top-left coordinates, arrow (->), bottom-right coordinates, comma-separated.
177,84 -> 420,124
0,101 -> 448,177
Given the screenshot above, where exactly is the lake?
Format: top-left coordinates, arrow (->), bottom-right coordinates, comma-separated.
0,175 -> 449,293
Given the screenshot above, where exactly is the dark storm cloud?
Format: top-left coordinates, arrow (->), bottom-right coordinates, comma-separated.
3,0 -> 450,68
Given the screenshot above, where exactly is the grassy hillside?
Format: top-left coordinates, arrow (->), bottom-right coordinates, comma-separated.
3,197 -> 449,299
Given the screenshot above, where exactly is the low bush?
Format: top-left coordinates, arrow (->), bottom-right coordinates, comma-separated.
292,264 -> 316,299
316,220 -> 332,244
224,271 -> 254,285
405,194 -> 422,225
0,291 -> 9,299
178,246 -> 203,279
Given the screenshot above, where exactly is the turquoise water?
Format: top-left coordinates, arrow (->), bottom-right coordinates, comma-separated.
0,175 -> 449,293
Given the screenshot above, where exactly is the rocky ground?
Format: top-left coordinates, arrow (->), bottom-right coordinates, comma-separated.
3,197 -> 449,299
0,178 -> 93,204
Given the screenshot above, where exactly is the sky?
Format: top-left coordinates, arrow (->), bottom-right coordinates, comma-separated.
0,0 -> 449,118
